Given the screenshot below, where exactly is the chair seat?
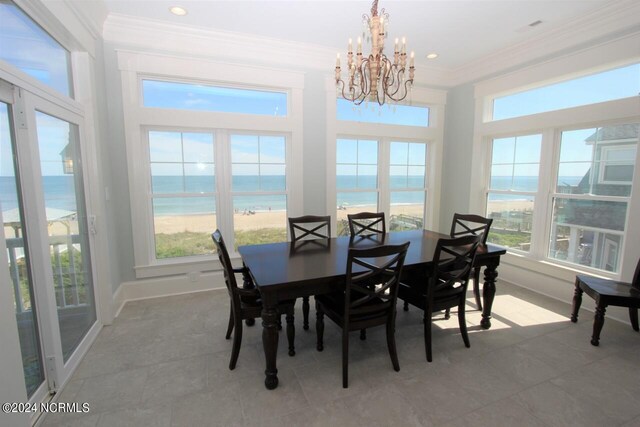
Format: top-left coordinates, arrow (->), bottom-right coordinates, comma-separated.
577,275 -> 640,307
316,292 -> 390,329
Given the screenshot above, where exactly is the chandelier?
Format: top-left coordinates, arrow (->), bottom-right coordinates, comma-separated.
335,0 -> 415,106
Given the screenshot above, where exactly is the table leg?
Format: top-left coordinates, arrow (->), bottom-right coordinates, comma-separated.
241,264 -> 256,327
261,295 -> 279,390
480,259 -> 499,329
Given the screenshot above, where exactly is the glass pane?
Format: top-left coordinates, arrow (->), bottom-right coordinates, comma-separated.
357,165 -> 377,189
232,167 -> 259,192
231,135 -> 259,163
514,135 -> 542,163
490,165 -> 513,190
143,80 -> 287,116
390,165 -> 408,189
182,133 -> 214,163
491,137 -> 515,164
184,164 -> 215,193
512,165 -> 539,191
337,165 -> 357,190
486,193 -> 535,252
233,195 -> 287,248
1,102 -> 45,397
390,191 -> 424,231
408,143 -> 426,165
408,166 -> 426,186
151,164 -> 183,193
0,2 -> 71,96
152,197 -> 215,259
260,165 -> 286,191
337,139 -> 357,164
358,140 -> 378,164
557,124 -> 638,196
390,142 -> 408,165
493,63 -> 640,120
336,99 -> 429,127
260,136 -> 285,163
336,191 -> 378,236
549,198 -> 627,273
149,131 -> 182,162
35,111 -> 96,362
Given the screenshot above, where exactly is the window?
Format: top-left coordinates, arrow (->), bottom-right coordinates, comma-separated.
149,131 -> 216,259
119,51 -> 303,273
389,142 -> 427,230
336,138 -> 378,235
336,99 -> 429,127
492,63 -> 640,121
142,80 -> 287,116
549,124 -> 638,273
231,134 -> 288,247
0,1 -> 71,96
486,135 -> 541,252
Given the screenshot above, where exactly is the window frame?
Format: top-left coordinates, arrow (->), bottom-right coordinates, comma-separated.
326,81 -> 447,236
119,51 -> 304,278
472,39 -> 640,280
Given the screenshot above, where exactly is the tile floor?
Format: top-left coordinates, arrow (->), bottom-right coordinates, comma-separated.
39,282 -> 640,427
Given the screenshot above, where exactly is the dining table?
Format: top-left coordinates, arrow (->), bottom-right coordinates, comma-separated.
237,229 -> 507,390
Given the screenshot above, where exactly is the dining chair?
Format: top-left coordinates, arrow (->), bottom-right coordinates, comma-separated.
398,235 -> 481,362
315,242 -> 410,388
570,258 -> 640,346
347,212 -> 386,237
212,230 -> 296,370
288,215 -> 331,330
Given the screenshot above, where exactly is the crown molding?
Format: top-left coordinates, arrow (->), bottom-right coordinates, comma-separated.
449,0 -> 640,86
60,0 -> 108,41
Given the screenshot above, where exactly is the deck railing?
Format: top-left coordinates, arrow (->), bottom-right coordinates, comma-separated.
7,234 -> 85,313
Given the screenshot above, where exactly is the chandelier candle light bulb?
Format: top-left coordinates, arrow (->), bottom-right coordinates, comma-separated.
335,0 -> 415,106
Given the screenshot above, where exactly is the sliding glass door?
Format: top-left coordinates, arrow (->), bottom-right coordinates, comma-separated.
0,79 -> 97,403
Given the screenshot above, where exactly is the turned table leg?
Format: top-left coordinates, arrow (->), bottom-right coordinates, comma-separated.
480,259 -> 499,329
261,294 -> 280,389
591,302 -> 606,346
571,278 -> 583,323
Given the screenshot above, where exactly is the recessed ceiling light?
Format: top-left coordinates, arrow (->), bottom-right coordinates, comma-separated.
426,53 -> 438,60
169,6 -> 188,16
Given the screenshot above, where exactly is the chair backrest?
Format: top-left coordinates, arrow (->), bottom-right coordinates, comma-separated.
211,230 -> 241,307
429,235 -> 482,300
344,242 -> 410,323
289,215 -> 331,241
632,258 -> 640,291
348,212 -> 386,236
450,213 -> 493,244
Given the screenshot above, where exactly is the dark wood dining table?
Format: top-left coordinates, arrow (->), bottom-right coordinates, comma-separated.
238,229 -> 507,390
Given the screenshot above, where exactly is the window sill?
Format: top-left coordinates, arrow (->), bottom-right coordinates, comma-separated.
500,250 -> 618,282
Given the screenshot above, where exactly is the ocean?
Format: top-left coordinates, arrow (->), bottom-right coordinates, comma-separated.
0,175 -> 585,217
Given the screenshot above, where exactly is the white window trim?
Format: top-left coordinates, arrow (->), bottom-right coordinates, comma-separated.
325,77 -> 447,235
118,51 -> 304,278
471,38 -> 640,281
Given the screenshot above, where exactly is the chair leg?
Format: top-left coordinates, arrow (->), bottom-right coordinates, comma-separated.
229,314 -> 243,370
360,329 -> 366,340
424,308 -> 433,362
302,296 -> 310,330
225,306 -> 234,340
403,301 -> 409,312
444,308 -> 451,320
571,279 -> 583,323
316,304 -> 324,352
591,303 -> 606,346
473,267 -> 483,311
630,308 -> 639,332
342,329 -> 349,388
386,315 -> 400,372
286,310 -> 295,356
458,300 -> 470,348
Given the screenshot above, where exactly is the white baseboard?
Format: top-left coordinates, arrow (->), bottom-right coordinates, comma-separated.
112,271 -> 226,317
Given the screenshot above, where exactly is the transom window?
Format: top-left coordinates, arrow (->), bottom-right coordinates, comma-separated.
142,79 -> 287,116
0,0 -> 71,96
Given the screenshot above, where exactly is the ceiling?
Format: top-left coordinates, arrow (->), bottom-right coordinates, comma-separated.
101,0 -> 618,70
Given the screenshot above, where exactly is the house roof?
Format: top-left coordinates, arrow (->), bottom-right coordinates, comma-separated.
585,124 -> 639,143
